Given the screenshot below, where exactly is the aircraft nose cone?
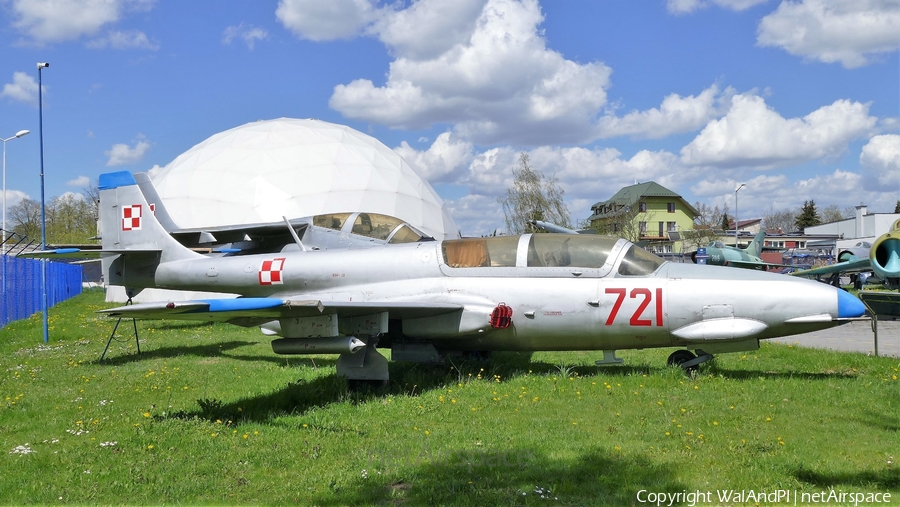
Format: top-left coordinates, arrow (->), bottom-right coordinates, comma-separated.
837,289 -> 866,318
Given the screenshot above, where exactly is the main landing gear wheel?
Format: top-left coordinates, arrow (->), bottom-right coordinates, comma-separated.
667,349 -> 714,372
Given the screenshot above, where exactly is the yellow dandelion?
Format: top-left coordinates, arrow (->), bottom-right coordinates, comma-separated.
143,412 -> 150,418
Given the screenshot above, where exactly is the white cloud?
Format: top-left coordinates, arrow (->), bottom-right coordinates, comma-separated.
222,23 -> 269,49
443,193 -> 505,236
87,29 -> 159,50
11,0 -> 155,45
2,189 -> 30,209
680,94 -> 877,169
276,0 -> 380,41
757,0 -> 900,68
146,164 -> 164,178
56,191 -> 87,203
860,134 -> 900,188
105,138 -> 151,166
1,71 -> 41,106
667,0 -> 770,14
395,132 -> 474,183
597,84 -> 735,139
66,176 -> 91,187
373,0 -> 487,60
327,0 -> 612,145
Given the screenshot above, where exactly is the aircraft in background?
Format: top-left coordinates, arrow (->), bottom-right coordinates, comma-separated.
23,171 -> 867,385
791,219 -> 900,290
691,230 -> 788,271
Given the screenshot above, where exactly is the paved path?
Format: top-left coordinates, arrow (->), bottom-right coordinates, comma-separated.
771,319 -> 900,358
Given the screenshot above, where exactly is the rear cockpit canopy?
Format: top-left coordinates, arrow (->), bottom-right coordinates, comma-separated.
440,234 -> 664,276
313,212 -> 429,244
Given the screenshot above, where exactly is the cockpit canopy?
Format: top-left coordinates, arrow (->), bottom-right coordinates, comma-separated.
441,234 -> 665,276
313,212 -> 429,244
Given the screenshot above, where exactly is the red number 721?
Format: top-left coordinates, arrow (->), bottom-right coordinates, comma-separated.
604,288 -> 663,327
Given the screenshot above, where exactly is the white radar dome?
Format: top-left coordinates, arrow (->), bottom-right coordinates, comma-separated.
150,118 -> 458,240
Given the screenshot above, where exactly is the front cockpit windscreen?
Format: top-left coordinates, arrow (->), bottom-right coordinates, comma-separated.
388,224 -> 426,244
527,235 -> 618,268
617,245 -> 665,276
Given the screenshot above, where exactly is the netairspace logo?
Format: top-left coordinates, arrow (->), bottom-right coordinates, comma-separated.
636,489 -> 893,506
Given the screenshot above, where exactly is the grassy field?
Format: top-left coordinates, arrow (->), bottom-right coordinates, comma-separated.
1,289 -> 898,506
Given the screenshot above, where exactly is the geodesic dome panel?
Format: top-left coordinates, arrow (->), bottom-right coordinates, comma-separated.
150,118 -> 458,240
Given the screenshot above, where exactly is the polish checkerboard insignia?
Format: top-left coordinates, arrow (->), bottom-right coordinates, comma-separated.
122,204 -> 142,231
259,258 -> 286,285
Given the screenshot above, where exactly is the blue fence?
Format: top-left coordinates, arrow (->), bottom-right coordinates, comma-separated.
1,255 -> 84,328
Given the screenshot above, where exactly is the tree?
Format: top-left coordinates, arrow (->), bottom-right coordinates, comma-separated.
8,198 -> 41,241
762,206 -> 797,233
498,153 -> 570,234
794,200 -> 821,230
820,204 -> 853,223
8,191 -> 98,245
47,192 -> 97,244
684,201 -> 726,250
593,202 -> 645,243
895,200 -> 900,213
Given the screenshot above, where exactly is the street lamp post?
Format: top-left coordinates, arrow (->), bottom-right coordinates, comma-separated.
38,61 -> 49,343
734,183 -> 745,248
2,129 -> 30,253
2,130 -> 29,314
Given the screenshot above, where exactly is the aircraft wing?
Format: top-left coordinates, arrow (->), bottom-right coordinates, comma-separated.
724,260 -> 792,271
170,221 -> 310,246
18,248 -> 159,259
98,297 -> 463,323
790,258 -> 871,278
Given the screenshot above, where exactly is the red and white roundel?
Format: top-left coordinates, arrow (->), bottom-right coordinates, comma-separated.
122,204 -> 142,231
259,258 -> 286,285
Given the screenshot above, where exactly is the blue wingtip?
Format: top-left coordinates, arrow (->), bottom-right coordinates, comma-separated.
837,290 -> 866,318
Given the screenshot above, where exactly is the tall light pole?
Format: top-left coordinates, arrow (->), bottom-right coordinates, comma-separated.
38,61 -> 49,343
734,182 -> 745,248
2,129 -> 30,253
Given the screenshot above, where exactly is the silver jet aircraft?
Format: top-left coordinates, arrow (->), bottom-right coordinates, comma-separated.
28,171 -> 867,385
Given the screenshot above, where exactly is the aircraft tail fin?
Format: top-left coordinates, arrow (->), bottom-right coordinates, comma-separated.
134,172 -> 181,232
98,171 -> 199,264
746,230 -> 766,257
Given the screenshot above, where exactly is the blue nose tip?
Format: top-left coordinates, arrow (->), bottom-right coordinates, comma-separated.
837,290 -> 866,318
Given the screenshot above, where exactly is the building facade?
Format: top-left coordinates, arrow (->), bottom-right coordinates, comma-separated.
586,182 -> 699,253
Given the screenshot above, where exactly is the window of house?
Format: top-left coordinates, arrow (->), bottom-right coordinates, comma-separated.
667,202 -> 676,213
638,202 -> 647,212
667,222 -> 676,232
639,221 -> 647,234
658,222 -> 664,237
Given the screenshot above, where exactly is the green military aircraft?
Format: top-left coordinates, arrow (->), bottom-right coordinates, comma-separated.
691,230 -> 787,271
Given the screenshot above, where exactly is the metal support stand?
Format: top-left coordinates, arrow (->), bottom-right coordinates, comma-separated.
99,297 -> 140,361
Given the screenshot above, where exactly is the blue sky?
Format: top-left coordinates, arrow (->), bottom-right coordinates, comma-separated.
1,0 -> 898,236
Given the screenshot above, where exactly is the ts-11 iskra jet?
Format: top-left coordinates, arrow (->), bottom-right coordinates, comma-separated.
24,171 -> 867,385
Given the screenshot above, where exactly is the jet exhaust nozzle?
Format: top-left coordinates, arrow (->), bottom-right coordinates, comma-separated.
271,337 -> 366,355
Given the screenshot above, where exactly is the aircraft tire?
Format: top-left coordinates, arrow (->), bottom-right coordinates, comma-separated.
667,350 -> 697,370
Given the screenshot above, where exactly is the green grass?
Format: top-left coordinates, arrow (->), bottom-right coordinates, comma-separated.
1,290 -> 898,505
